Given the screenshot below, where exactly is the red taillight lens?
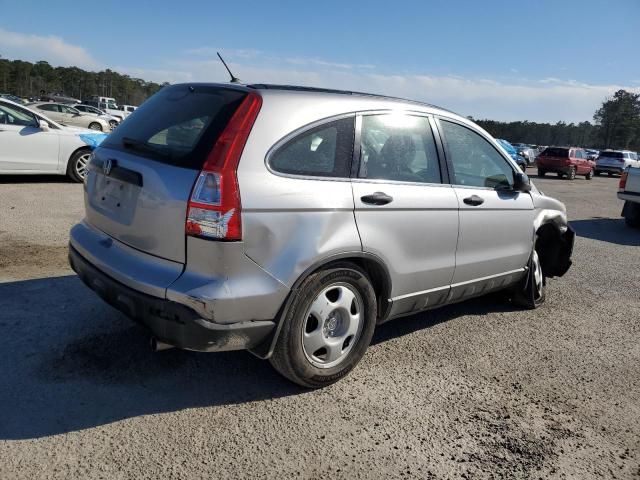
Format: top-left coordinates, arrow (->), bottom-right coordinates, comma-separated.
186,92 -> 262,241
619,171 -> 628,191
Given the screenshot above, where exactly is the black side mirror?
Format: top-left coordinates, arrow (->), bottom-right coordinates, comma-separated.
514,172 -> 531,192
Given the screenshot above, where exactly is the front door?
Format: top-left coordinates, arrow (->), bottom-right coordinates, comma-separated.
436,118 -> 534,302
0,102 -> 59,172
352,113 -> 459,318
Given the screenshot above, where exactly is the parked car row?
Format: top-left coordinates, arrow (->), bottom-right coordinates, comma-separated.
0,98 -> 107,182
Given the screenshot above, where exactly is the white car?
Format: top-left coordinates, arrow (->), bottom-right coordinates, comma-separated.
73,104 -> 120,130
0,99 -> 106,182
31,102 -> 111,132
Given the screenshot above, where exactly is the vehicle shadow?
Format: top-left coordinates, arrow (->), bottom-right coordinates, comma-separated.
0,275 -> 515,440
571,218 -> 640,246
0,174 -> 71,184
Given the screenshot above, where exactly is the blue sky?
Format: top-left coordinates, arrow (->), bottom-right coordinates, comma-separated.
1,0 -> 638,122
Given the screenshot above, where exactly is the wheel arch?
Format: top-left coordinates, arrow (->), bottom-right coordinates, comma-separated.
65,145 -> 92,173
249,252 -> 392,360
534,221 -> 574,278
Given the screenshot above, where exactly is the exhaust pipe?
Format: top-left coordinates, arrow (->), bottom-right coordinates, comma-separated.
150,337 -> 174,352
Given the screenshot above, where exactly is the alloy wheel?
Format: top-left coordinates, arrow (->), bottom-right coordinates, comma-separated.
302,283 -> 364,369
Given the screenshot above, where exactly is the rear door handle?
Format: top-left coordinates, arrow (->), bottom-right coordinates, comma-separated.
463,195 -> 484,206
361,192 -> 393,205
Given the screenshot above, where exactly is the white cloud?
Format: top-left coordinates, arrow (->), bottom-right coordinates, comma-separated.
131,54 -> 639,123
1,29 -> 636,123
0,28 -> 100,69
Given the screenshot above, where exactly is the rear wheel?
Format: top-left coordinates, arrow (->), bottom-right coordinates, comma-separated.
270,263 -> 377,388
594,170 -> 601,176
511,249 -> 545,309
567,166 -> 576,180
538,169 -> 546,177
88,122 -> 103,131
67,149 -> 91,183
607,172 -> 613,177
585,169 -> 593,180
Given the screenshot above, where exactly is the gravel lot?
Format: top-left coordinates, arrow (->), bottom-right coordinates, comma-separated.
0,172 -> 639,479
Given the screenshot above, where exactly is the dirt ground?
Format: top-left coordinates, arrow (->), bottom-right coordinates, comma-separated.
0,172 -> 639,479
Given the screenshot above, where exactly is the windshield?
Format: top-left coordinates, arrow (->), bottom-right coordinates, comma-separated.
101,84 -> 246,169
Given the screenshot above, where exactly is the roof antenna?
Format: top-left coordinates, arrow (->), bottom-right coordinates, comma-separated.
217,52 -> 241,84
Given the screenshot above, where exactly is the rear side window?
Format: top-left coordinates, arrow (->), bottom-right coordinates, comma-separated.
541,147 -> 569,157
38,104 -> 60,112
601,151 -> 624,159
358,114 -> 441,183
269,117 -> 354,177
101,85 -> 246,169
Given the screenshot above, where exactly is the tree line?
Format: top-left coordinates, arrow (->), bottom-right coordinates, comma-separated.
0,57 -> 165,106
1,57 -> 638,151
474,90 -> 640,151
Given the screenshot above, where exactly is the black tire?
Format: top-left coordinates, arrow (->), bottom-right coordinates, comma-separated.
67,149 -> 92,183
624,201 -> 640,228
270,263 -> 377,388
88,122 -> 103,131
585,169 -> 593,180
557,172 -> 564,178
567,166 -> 576,180
594,170 -> 601,176
538,170 -> 546,177
607,172 -> 613,177
511,249 -> 546,309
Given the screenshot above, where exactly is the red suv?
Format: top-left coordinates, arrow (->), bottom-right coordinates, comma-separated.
537,147 -> 595,180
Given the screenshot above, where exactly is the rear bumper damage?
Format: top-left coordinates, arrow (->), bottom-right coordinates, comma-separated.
69,245 -> 275,352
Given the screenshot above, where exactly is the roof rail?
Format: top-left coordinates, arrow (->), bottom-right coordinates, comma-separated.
246,83 -> 455,114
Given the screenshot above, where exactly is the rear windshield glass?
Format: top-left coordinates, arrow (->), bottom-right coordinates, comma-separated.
541,147 -> 569,157
599,151 -> 624,159
101,85 -> 246,169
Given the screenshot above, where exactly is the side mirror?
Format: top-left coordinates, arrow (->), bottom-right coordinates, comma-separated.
514,172 -> 531,192
38,120 -> 50,131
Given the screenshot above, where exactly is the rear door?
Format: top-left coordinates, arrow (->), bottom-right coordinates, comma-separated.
36,103 -> 64,123
436,118 -> 534,302
352,113 -> 458,317
84,84 -> 248,264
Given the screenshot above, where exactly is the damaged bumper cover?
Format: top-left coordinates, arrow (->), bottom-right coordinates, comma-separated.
545,224 -> 575,278
69,245 -> 275,352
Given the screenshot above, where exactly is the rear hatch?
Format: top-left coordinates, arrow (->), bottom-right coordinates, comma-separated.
84,84 -> 248,264
538,147 -> 569,166
597,151 -> 624,167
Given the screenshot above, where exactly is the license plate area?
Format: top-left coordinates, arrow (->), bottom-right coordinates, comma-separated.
90,173 -> 140,224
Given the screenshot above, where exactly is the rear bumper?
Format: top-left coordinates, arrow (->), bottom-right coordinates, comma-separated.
69,245 -> 275,352
595,165 -> 623,174
618,191 -> 640,204
538,164 -> 572,174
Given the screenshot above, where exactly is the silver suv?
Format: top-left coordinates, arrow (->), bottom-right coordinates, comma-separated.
595,150 -> 640,176
69,83 -> 574,387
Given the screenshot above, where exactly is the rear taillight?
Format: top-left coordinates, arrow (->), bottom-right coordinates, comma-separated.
619,171 -> 628,191
185,92 -> 262,241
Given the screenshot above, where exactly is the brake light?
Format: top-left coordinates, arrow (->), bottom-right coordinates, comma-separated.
619,171 -> 628,191
185,92 -> 262,240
